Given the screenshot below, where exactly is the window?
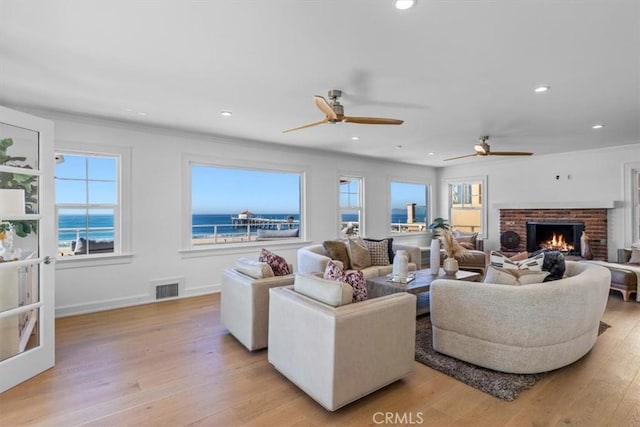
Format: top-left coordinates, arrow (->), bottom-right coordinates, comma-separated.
634,168 -> 640,243
390,181 -> 429,233
190,164 -> 302,246
339,176 -> 363,237
447,176 -> 487,236
55,153 -> 119,256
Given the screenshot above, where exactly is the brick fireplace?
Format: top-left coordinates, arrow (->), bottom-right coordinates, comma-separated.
499,208 -> 607,260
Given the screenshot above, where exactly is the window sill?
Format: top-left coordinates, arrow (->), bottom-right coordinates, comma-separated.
179,239 -> 311,259
55,253 -> 134,269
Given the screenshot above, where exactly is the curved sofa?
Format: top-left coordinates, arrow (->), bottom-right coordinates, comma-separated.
429,261 -> 611,374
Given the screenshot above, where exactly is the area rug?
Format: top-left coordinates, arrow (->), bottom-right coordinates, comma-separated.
415,315 -> 610,401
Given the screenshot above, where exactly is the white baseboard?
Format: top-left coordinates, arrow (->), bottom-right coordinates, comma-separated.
55,283 -> 221,318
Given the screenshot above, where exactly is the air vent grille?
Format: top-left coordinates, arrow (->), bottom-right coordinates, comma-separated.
155,283 -> 179,300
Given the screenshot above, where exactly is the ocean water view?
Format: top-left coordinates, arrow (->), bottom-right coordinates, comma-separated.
58,211 -> 426,247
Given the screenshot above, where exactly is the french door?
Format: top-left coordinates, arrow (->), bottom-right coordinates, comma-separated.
0,106 -> 55,393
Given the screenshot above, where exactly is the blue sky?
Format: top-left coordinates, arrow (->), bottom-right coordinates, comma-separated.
390,182 -> 427,210
55,155 -> 116,207
191,165 -> 300,214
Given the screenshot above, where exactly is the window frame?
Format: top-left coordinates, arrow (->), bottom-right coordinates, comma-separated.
181,154 -> 306,253
388,179 -> 431,235
338,175 -> 364,238
446,175 -> 487,238
624,161 -> 640,246
54,142 -> 132,267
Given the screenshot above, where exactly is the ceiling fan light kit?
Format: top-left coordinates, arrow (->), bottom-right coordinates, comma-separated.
283,89 -> 404,133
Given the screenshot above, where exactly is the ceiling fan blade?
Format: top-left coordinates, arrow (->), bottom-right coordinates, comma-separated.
488,151 -> 534,156
282,118 -> 328,133
342,116 -> 404,125
314,95 -> 337,120
443,153 -> 478,161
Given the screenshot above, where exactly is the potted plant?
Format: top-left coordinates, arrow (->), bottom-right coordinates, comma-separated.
428,217 -> 451,236
0,138 -> 38,238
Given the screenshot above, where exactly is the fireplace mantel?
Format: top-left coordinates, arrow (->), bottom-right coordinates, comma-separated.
493,200 -> 615,210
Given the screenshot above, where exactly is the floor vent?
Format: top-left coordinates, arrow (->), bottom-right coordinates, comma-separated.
155,283 -> 179,300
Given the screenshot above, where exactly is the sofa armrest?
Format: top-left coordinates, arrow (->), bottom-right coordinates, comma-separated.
297,245 -> 331,273
268,287 -> 416,411
393,243 -> 421,270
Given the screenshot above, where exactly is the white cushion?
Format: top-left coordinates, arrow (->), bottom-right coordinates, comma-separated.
484,265 -> 549,286
234,258 -> 275,279
293,273 -> 353,307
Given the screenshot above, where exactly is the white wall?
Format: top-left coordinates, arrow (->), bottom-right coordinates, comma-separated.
49,114 -> 437,316
436,144 -> 640,260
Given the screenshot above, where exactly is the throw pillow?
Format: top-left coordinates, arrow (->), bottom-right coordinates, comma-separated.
484,266 -> 549,286
509,251 -> 530,262
347,238 -> 372,270
490,251 -> 544,271
258,248 -> 291,276
363,237 -> 394,263
342,270 -> 368,302
454,231 -> 478,249
363,239 -> 390,266
323,259 -> 344,281
629,248 -> 640,264
323,240 -> 351,270
322,260 -> 368,302
234,258 -> 274,279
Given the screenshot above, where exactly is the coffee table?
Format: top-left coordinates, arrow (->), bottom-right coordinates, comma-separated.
366,268 -> 482,315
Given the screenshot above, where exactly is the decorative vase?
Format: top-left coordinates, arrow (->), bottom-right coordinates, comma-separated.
580,231 -> 593,260
430,238 -> 440,275
0,223 -> 15,261
392,249 -> 409,279
443,257 -> 459,276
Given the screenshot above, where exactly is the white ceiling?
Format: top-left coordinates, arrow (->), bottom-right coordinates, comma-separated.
1,1 -> 638,166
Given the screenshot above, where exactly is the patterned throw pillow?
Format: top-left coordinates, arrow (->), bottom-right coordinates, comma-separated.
490,251 -> 544,271
363,238 -> 394,263
363,239 -> 390,266
322,260 -> 367,302
323,240 -> 351,270
323,260 -> 344,281
348,238 -> 372,269
258,248 -> 291,276
342,270 -> 368,302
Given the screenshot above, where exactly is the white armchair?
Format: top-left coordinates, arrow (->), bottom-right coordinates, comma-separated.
268,280 -> 416,411
221,266 -> 294,351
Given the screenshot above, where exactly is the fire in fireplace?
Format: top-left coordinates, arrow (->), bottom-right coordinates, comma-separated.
526,221 -> 585,255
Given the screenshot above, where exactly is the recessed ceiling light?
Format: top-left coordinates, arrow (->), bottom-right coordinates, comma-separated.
394,0 -> 416,10
351,136 -> 360,141
534,86 -> 550,93
137,112 -> 148,116
427,152 -> 435,156
220,111 -> 233,117
395,145 -> 403,149
592,124 -> 605,129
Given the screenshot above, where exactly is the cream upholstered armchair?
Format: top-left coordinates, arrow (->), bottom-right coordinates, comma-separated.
268,274 -> 416,411
221,259 -> 294,351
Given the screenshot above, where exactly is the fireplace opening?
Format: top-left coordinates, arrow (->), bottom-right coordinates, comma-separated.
526,222 -> 584,255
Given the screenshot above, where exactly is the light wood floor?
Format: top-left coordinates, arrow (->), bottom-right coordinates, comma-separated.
1,293 -> 639,427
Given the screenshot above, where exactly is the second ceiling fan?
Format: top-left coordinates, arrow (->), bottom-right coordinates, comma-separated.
282,89 -> 404,133
444,136 -> 533,161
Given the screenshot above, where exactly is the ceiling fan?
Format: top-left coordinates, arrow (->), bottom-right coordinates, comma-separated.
444,136 -> 533,161
282,89 -> 404,133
